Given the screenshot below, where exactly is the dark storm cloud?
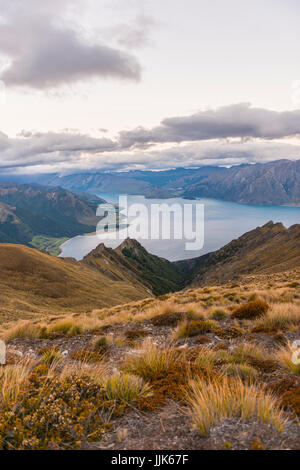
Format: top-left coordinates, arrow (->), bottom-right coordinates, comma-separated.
119,103 -> 300,148
0,0 -> 141,89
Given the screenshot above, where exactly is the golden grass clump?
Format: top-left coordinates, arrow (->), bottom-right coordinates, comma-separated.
3,322 -> 44,342
93,336 -> 110,352
276,345 -> 300,376
70,350 -> 105,364
172,319 -> 218,340
221,363 -> 258,382
0,362 -> 31,404
103,373 -> 151,404
47,320 -> 84,336
123,339 -> 178,380
209,308 -> 228,320
187,377 -> 286,436
231,300 -> 269,320
195,347 -> 219,370
254,303 -> 300,330
40,348 -> 62,366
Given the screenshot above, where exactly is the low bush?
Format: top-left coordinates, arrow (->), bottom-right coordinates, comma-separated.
0,374 -> 112,449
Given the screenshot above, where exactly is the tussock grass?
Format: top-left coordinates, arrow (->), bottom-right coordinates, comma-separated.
47,319 -> 84,336
254,303 -> 300,330
195,347 -> 219,370
187,377 -> 286,436
3,322 -> 43,342
276,345 -> 300,375
40,348 -> 62,365
0,362 -> 31,404
221,363 -> 258,382
232,342 -> 273,363
173,319 -> 218,340
57,360 -> 109,384
209,308 -> 228,320
103,373 -> 151,403
93,336 -> 110,352
123,339 -> 178,380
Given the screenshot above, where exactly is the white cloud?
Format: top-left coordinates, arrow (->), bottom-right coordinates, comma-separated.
0,0 -> 141,89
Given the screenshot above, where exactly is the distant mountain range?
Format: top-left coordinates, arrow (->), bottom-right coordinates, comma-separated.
6,159 -> 300,206
182,159 -> 300,205
0,183 -> 105,252
176,221 -> 300,286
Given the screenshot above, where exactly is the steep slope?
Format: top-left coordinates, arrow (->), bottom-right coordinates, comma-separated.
183,160 -> 300,205
176,221 -> 300,286
82,243 -> 153,294
0,203 -> 33,244
0,183 -> 105,248
0,183 -> 104,225
0,244 -> 150,324
115,238 -> 185,295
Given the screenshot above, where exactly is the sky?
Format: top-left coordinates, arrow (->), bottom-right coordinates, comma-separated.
0,0 -> 300,174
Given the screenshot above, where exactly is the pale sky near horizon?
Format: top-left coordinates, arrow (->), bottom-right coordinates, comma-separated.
0,0 -> 300,173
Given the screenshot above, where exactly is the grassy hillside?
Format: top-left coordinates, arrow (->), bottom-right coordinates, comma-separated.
0,268 -> 299,450
0,244 -> 150,324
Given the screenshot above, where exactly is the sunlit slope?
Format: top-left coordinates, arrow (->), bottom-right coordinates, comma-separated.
0,244 -> 149,323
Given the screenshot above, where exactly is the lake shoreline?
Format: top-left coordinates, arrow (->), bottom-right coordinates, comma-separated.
59,195 -> 300,262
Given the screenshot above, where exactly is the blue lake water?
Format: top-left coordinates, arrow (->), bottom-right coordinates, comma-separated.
60,195 -> 300,262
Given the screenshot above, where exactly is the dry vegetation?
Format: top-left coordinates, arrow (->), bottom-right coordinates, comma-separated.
0,269 -> 299,450
0,244 -> 150,324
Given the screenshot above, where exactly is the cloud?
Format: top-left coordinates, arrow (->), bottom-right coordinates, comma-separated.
0,0 -> 141,89
103,15 -> 155,49
0,103 -> 300,174
119,103 -> 300,148
0,130 -> 117,170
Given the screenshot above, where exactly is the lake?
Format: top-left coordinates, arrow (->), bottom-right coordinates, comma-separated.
59,194 -> 300,262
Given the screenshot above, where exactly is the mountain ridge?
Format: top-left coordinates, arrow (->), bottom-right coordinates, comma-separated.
176,221 -> 300,286
0,183 -> 106,251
